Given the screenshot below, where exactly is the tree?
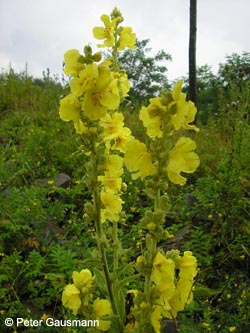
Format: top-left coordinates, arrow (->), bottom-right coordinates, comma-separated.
218,52 -> 250,87
117,39 -> 171,106
189,0 -> 197,105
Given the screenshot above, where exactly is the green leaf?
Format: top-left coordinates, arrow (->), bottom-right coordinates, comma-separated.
193,283 -> 222,297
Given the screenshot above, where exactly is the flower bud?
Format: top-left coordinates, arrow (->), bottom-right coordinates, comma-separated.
92,52 -> 102,62
147,222 -> 156,231
84,45 -> 92,56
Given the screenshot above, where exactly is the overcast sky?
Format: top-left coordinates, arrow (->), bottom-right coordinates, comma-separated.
0,0 -> 249,81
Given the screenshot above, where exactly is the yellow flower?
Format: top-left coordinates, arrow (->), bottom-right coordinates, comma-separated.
118,26 -> 136,50
59,93 -> 90,134
170,100 -> 199,132
59,93 -> 81,123
124,321 -> 139,332
174,279 -> 193,310
98,172 -> 122,192
93,298 -> 112,331
62,284 -> 81,315
178,251 -> 197,279
72,269 -> 94,290
168,80 -> 199,132
101,191 -> 123,222
139,97 -> 164,138
70,63 -> 98,97
151,252 -> 175,297
124,139 -> 156,179
100,112 -> 124,141
168,251 -> 197,316
172,80 -> 186,102
139,107 -> 162,138
41,313 -> 48,321
115,72 -> 131,98
103,154 -> 123,176
111,127 -> 133,153
64,49 -> 84,77
93,14 -> 118,48
100,112 -> 133,151
167,137 -> 200,185
150,305 -> 162,333
73,120 -> 89,135
229,327 -> 236,332
82,66 -> 120,120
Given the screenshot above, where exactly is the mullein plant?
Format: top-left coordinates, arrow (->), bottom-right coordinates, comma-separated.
59,8 -> 199,333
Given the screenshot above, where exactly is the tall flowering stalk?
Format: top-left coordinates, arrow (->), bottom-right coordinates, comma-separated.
59,8 -> 199,333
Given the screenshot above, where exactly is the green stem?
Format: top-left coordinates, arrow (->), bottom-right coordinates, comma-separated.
112,221 -> 119,271
91,140 -> 123,331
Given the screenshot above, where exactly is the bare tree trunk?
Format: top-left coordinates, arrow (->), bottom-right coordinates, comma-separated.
189,0 -> 197,105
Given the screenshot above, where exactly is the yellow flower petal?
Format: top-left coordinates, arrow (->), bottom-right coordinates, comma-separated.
111,127 -> 133,153
100,112 -> 124,140
170,100 -> 199,132
72,269 -> 94,290
59,93 -> 81,123
64,49 -> 84,77
93,14 -> 117,48
98,173 -> 122,192
62,284 -> 81,315
116,72 -> 130,98
150,306 -> 162,333
151,252 -> 175,297
101,191 -> 123,222
93,298 -> 112,331
70,63 -> 98,97
118,26 -> 136,50
82,67 -> 120,120
103,154 -> 123,176
178,251 -> 197,279
172,80 -> 185,102
139,106 -> 163,138
124,139 -> 156,179
167,137 -> 200,185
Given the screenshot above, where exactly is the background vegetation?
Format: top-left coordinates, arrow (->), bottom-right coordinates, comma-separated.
0,50 -> 249,332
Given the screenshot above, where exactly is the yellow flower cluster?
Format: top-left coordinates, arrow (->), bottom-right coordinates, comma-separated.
59,10 -> 136,225
60,9 -> 135,132
150,251 -> 197,332
60,61 -> 130,130
62,269 -> 112,331
62,269 -> 94,315
99,113 -> 133,223
124,81 -> 200,185
100,112 -> 132,152
93,12 -> 136,50
139,80 -> 199,138
126,251 -> 197,333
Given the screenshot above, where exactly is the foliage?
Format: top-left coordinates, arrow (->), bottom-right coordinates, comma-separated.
170,70 -> 250,332
117,39 -> 171,106
218,52 -> 250,87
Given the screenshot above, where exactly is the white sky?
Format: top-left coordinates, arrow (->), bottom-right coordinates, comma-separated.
0,0 -> 249,81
